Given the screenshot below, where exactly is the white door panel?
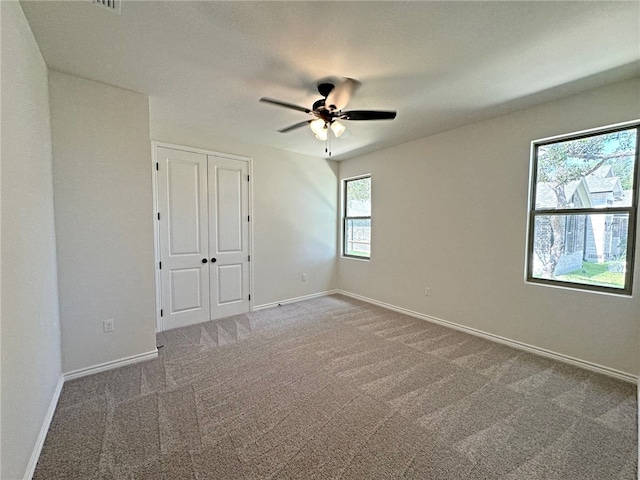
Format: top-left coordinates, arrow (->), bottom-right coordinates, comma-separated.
216,167 -> 243,252
208,155 -> 250,319
157,147 -> 209,330
167,160 -> 203,255
170,268 -> 203,313
217,264 -> 243,303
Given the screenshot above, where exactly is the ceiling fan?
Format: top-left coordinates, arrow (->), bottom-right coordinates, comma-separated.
259,78 -> 396,153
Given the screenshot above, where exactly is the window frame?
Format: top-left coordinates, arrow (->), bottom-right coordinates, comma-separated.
343,174 -> 372,260
526,122 -> 640,295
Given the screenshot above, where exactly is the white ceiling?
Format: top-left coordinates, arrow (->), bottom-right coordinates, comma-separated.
21,1 -> 640,160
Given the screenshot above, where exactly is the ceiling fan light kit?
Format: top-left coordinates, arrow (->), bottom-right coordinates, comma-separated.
310,118 -> 346,141
310,118 -> 327,137
330,121 -> 346,138
260,77 -> 397,155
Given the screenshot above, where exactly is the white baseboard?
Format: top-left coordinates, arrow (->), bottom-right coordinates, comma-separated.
336,290 -> 638,384
63,349 -> 158,382
24,375 -> 64,480
253,290 -> 339,311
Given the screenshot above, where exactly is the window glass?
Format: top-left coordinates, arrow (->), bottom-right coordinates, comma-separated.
345,219 -> 371,258
535,129 -> 636,210
531,212 -> 629,290
346,177 -> 371,216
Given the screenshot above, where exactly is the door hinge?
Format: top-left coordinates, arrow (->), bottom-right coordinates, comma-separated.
159,261 -> 162,269
157,212 -> 160,220
247,175 -> 250,182
248,255 -> 251,262
247,215 -> 250,222
156,162 -> 159,171
248,294 -> 251,301
160,309 -> 163,317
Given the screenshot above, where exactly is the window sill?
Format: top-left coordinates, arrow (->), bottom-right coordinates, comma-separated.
525,278 -> 632,298
342,255 -> 370,262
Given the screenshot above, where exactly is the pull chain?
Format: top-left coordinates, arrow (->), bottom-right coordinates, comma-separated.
326,122 -> 332,157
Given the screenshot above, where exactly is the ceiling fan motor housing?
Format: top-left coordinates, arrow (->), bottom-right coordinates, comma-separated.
317,83 -> 335,98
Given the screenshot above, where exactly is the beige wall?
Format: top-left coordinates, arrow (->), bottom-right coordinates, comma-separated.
0,2 -> 62,478
149,124 -> 339,307
49,71 -> 157,373
339,78 -> 640,375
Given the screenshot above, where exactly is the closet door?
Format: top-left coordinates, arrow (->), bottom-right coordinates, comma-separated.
157,147 -> 210,330
208,155 -> 250,319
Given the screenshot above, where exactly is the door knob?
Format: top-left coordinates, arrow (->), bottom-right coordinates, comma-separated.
202,258 -> 208,264
211,258 -> 217,263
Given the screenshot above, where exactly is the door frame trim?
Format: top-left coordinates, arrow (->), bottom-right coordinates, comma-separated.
151,141 -> 254,332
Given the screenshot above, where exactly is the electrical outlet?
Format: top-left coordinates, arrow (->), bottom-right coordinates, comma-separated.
301,273 -> 307,282
425,287 -> 431,296
103,319 -> 114,332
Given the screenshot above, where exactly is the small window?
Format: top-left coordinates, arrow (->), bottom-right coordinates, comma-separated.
527,123 -> 639,294
344,175 -> 371,259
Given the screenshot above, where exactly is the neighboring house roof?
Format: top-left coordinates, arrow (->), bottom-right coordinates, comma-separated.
585,176 -> 620,194
536,165 -> 630,209
590,164 -> 613,178
535,178 -> 592,209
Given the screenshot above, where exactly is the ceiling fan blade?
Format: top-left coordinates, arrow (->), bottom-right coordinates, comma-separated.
260,97 -> 311,114
278,120 -> 313,133
325,78 -> 361,111
341,110 -> 397,121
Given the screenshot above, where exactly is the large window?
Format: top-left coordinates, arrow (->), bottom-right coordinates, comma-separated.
527,123 -> 639,294
344,175 -> 371,259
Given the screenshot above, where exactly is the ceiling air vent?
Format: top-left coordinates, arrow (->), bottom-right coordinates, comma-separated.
92,0 -> 121,15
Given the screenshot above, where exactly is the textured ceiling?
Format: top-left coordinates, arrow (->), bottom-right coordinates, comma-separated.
21,1 -> 640,160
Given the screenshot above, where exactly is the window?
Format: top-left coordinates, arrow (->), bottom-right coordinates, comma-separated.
527,123 -> 639,294
344,175 -> 371,259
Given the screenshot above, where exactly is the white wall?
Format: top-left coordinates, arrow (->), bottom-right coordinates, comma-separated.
339,78 -> 640,375
48,71 -> 157,373
0,2 -> 62,478
150,124 -> 339,307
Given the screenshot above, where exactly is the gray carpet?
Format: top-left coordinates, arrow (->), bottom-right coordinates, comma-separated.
34,295 -> 637,479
